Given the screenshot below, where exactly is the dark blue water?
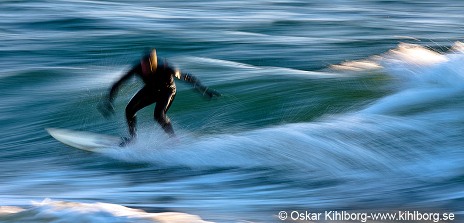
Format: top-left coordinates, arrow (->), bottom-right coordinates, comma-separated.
1,0 -> 463,222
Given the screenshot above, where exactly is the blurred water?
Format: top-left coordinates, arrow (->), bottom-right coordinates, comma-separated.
1,0 -> 463,222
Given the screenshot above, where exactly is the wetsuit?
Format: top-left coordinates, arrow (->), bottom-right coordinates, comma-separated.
108,56 -> 211,139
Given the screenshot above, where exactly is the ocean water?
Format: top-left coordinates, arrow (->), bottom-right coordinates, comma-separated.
1,0 -> 463,222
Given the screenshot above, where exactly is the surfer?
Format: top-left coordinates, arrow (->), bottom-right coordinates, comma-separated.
99,49 -> 221,144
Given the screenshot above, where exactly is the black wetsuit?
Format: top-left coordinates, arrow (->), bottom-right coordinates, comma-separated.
109,57 -> 200,138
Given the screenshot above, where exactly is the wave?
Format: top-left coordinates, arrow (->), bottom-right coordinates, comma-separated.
0,199 -> 211,223
331,42 -> 464,87
15,42 -> 462,179
330,42 -> 464,114
100,113 -> 462,181
93,43 -> 464,187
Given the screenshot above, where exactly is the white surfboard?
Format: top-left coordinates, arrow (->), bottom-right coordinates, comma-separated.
46,128 -> 123,152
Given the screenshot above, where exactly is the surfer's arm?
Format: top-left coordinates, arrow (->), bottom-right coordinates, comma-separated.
109,66 -> 138,102
99,66 -> 138,118
174,70 -> 221,98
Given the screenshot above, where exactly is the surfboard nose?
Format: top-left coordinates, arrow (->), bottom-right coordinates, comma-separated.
46,128 -> 122,152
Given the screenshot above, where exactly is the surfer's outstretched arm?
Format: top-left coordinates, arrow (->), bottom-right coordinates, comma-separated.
109,66 -> 137,102
175,71 -> 221,98
99,66 -> 137,118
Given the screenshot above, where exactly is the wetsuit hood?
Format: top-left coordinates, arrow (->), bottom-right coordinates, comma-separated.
141,48 -> 158,74
149,49 -> 157,72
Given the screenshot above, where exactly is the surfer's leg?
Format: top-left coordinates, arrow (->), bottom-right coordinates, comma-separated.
154,91 -> 176,136
126,87 -> 156,139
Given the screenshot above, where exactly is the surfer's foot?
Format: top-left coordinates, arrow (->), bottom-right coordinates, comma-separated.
119,136 -> 134,147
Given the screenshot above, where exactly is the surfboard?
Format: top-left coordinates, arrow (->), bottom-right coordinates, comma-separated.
46,128 -> 123,152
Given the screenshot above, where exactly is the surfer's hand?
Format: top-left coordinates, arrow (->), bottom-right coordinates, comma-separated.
98,100 -> 115,119
204,88 -> 221,98
196,84 -> 221,99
